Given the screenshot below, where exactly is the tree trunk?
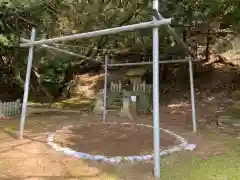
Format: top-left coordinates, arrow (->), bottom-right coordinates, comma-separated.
32,67 -> 53,102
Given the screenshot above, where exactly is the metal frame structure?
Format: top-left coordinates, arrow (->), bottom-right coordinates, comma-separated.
103,56 -> 197,178
20,19 -> 171,47
19,4 -> 197,178
20,38 -> 103,64
107,59 -> 199,66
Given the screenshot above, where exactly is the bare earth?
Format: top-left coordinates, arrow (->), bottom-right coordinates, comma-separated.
0,92 -> 239,180
55,123 -> 178,156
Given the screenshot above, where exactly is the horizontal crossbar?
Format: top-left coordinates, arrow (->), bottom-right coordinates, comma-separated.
107,59 -> 199,67
20,19 -> 171,47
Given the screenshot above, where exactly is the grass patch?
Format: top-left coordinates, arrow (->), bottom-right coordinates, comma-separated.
161,140 -> 240,180
29,96 -> 95,110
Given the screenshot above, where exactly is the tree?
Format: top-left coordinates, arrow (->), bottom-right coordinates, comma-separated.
0,0 -> 239,101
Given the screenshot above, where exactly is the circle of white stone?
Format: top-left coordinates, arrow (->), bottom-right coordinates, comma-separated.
47,122 -> 188,164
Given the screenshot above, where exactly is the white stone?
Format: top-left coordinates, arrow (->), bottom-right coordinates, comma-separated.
142,155 -> 152,160
62,148 -> 75,155
103,158 -> 110,163
134,156 -> 143,161
115,156 -> 123,163
108,157 -> 117,163
184,144 -> 196,151
47,142 -> 53,146
93,155 -> 105,161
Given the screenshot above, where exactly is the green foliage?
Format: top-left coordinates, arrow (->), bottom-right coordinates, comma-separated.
40,56 -> 68,87
0,35 -> 10,46
0,0 -> 239,99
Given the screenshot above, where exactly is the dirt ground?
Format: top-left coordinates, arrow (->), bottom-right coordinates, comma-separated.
55,123 -> 178,156
0,91 -> 239,180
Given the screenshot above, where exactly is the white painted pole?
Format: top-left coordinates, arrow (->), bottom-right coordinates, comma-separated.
103,55 -> 108,122
152,0 -> 160,178
20,38 -> 102,64
188,56 -> 197,132
0,101 -> 2,118
107,59 -> 199,67
20,28 -> 36,139
20,19 -> 171,47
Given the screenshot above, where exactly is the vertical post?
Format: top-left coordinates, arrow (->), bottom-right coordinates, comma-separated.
3,102 -> 5,117
103,55 -> 108,122
188,56 -> 197,132
8,102 -> 10,116
16,99 -> 21,114
152,0 -> 160,178
20,28 -> 36,139
0,101 -> 2,118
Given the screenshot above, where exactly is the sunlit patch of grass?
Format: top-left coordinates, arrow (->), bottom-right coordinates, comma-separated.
29,96 -> 95,110
161,140 -> 240,180
1,121 -> 19,131
4,126 -> 17,131
55,97 -> 94,109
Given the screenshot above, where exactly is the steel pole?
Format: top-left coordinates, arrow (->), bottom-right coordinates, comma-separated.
152,0 -> 160,178
20,28 -> 36,139
188,56 -> 197,132
20,19 -> 171,47
107,59 -> 200,67
103,55 -> 108,122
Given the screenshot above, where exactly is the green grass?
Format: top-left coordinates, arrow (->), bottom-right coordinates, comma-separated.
28,96 -> 95,110
3,96 -> 240,180
161,141 -> 240,180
